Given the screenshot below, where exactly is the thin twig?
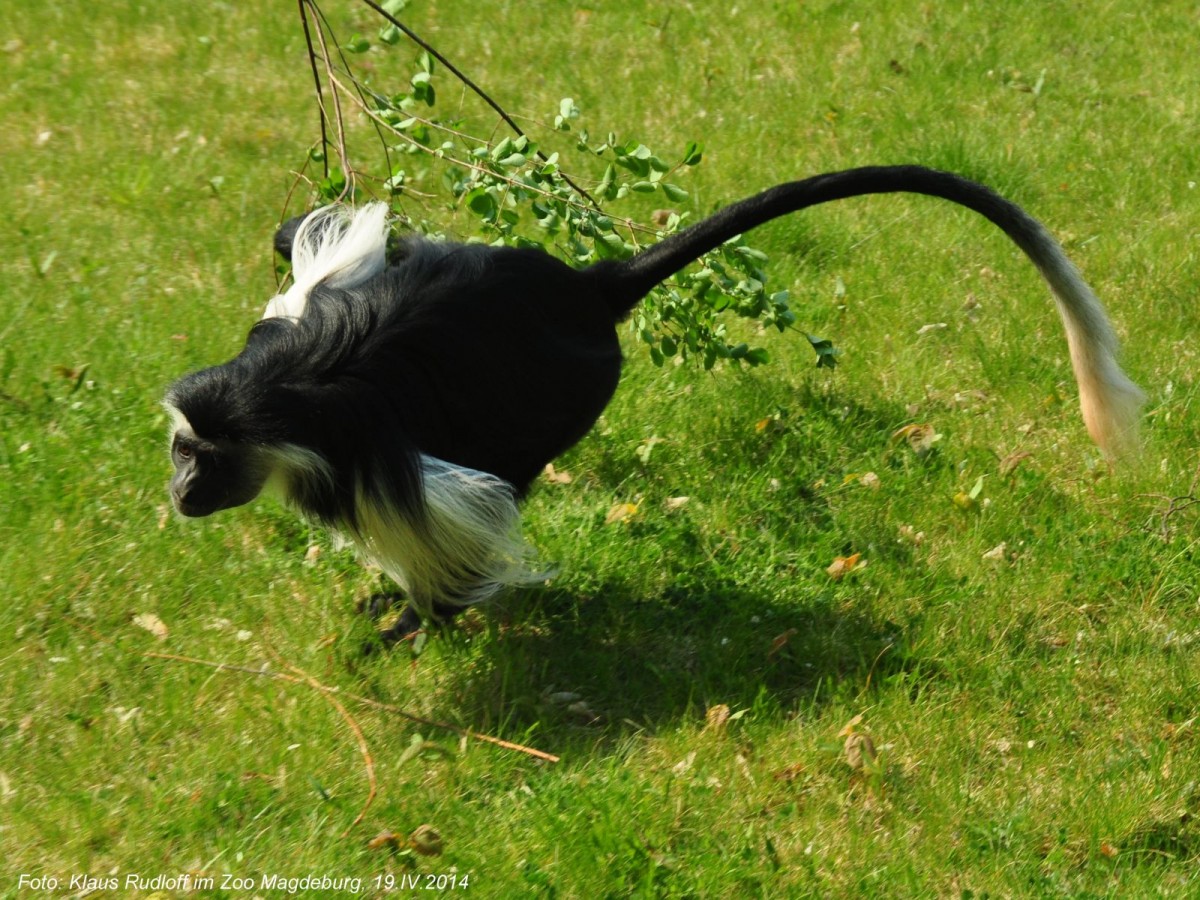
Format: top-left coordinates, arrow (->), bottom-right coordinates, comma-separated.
302,0 -> 354,200
264,645 -> 377,836
143,650 -> 561,763
297,0 -> 330,181
302,0 -> 397,194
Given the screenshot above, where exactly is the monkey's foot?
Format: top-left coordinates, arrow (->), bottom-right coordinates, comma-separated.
377,604 -> 425,647
360,591 -> 404,620
368,599 -> 466,650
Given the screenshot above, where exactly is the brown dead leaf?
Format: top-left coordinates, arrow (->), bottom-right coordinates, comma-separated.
705,704 -> 731,733
826,553 -> 865,580
133,613 -> 169,641
604,502 -> 639,525
999,451 -> 1032,477
367,831 -> 402,851
543,463 -> 573,485
408,824 -> 443,857
982,542 -> 1008,562
844,732 -> 878,772
891,423 -> 941,456
768,628 -> 798,658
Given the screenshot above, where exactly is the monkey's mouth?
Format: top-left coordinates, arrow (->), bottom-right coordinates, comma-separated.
171,494 -> 217,518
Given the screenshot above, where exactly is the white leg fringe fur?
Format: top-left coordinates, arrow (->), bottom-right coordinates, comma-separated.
349,456 -> 543,618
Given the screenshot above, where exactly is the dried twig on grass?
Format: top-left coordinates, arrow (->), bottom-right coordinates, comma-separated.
262,645 -> 377,836
143,650 -> 560,764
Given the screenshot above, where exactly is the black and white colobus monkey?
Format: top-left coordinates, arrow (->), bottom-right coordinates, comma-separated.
165,165 -> 1143,641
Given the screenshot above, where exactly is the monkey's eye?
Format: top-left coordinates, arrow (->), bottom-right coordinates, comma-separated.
175,442 -> 194,460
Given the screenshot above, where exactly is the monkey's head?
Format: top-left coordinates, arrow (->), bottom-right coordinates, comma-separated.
166,415 -> 272,518
163,366 -> 278,518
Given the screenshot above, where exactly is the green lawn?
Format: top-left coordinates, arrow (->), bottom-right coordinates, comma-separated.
2,1 -> 1198,896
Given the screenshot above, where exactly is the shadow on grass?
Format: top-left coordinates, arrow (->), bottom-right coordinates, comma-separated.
400,576 -> 936,753
343,384 -> 956,753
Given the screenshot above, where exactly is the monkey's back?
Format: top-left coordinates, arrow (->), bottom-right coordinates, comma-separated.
336,240 -> 624,492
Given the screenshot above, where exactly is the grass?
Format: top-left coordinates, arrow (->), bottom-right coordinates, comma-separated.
2,0 -> 1199,896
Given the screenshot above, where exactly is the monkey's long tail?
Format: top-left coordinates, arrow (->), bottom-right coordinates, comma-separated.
600,164 -> 1143,457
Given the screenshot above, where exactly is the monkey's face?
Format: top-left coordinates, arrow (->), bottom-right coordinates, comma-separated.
169,428 -> 270,518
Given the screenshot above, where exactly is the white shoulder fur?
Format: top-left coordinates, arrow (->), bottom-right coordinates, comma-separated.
262,202 -> 390,321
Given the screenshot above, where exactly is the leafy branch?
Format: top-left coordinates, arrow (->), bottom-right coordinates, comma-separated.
294,0 -> 836,371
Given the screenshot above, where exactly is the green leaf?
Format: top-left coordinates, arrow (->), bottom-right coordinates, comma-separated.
410,71 -> 435,106
968,475 -> 986,501
735,246 -> 769,263
682,141 -> 703,165
382,0 -> 407,14
397,733 -> 425,768
630,181 -> 657,193
385,167 -> 406,193
490,137 -> 515,162
344,34 -> 370,54
597,164 -> 617,198
379,23 -> 401,45
594,232 -> 629,259
615,155 -> 651,177
465,187 -> 497,218
661,183 -> 689,202
555,97 -> 579,129
806,334 -> 839,369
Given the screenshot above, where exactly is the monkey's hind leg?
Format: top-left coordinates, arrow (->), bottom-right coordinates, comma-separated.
373,598 -> 465,648
360,590 -> 466,649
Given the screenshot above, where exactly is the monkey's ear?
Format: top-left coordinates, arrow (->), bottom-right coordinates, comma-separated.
273,215 -> 309,262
